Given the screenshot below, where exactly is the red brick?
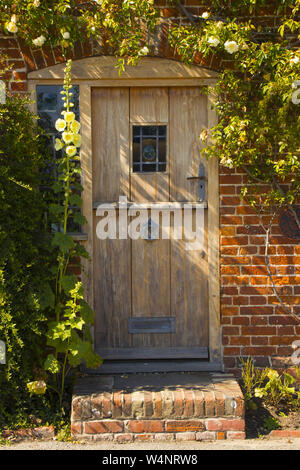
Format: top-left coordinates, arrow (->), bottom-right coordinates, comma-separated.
114,433 -> 133,443
135,434 -> 154,442
241,346 -> 277,355
220,185 -> 236,195
71,422 -> 82,435
220,175 -> 242,184
123,393 -> 132,417
250,316 -> 268,325
227,431 -> 246,439
10,81 -> 27,92
269,430 -> 300,439
222,256 -> 251,265
251,336 -> 269,345
221,216 -> 243,225
232,317 -> 250,325
221,196 -> 241,206
127,420 -> 164,433
144,391 -> 153,417
241,326 -> 276,335
183,390 -> 195,417
232,296 -> 249,305
166,420 -> 205,432
173,389 -> 184,417
270,336 -> 297,346
240,307 -> 274,315
229,336 -> 250,346
84,420 -> 123,434
223,347 -> 241,356
112,392 -> 123,418
153,392 -> 162,418
222,276 -> 249,286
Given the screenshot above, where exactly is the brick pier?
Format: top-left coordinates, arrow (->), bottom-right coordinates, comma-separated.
71,372 -> 245,442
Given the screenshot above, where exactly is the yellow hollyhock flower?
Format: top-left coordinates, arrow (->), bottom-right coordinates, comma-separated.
55,138 -> 64,151
27,380 -> 47,395
73,134 -> 82,148
55,118 -> 66,132
66,145 -> 77,157
64,111 -> 75,123
62,131 -> 74,144
70,120 -> 81,134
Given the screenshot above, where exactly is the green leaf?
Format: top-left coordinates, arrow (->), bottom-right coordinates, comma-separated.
49,203 -> 64,217
69,193 -> 82,207
38,283 -> 55,310
80,300 -> 94,324
72,212 -> 87,225
61,274 -> 78,294
52,232 -> 75,253
44,354 -> 61,374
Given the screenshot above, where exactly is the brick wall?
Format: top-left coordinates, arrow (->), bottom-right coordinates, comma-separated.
1,0 -> 299,373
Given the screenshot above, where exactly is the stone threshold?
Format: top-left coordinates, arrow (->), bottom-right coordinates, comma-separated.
71,372 -> 246,441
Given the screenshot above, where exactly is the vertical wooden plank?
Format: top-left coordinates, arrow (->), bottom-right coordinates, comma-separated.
80,84 -> 94,337
171,209 -> 209,348
92,87 -> 131,349
131,212 -> 171,348
93,212 -> 132,349
130,88 -> 171,348
207,90 -> 221,365
130,88 -> 169,203
92,88 -> 130,202
169,87 -> 208,202
130,87 -> 168,123
130,173 -> 169,202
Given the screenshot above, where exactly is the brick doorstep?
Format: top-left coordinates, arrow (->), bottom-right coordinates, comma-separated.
71,373 -> 246,441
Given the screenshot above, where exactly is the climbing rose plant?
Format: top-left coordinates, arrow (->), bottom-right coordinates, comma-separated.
0,0 -> 298,207
0,1 -> 299,309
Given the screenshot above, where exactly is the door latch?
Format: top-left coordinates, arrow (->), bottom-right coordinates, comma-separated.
186,162 -> 206,202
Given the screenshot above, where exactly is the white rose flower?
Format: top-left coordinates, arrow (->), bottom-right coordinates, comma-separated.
140,46 -> 149,56
201,11 -> 210,19
63,32 -> 70,40
33,35 -> 46,47
55,118 -> 66,132
199,129 -> 208,142
33,0 -> 40,6
6,22 -> 18,33
207,37 -> 220,47
290,56 -> 299,65
224,40 -> 239,54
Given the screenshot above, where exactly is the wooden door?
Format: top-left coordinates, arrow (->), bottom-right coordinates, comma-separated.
92,86 -> 209,361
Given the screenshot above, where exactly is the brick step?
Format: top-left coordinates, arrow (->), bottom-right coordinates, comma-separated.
71,372 -> 245,441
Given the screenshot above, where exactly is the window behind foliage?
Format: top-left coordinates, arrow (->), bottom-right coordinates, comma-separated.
37,85 -> 81,233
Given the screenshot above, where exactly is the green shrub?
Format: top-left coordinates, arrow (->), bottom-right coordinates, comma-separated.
0,95 -> 56,429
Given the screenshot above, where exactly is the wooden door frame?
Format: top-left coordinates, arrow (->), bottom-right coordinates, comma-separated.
28,56 -> 222,371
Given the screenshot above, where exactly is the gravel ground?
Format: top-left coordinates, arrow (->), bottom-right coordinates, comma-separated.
1,438 -> 300,450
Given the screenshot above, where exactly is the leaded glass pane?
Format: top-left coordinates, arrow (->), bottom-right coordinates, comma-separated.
132,125 -> 167,173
